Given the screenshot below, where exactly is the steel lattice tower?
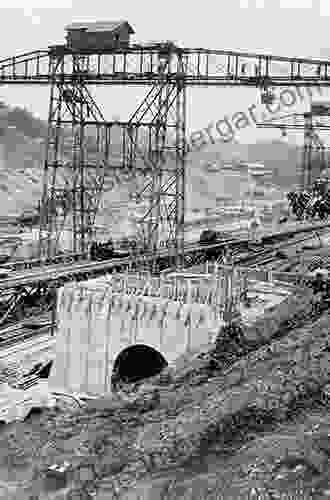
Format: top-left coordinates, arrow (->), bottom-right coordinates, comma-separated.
257,110 -> 330,191
38,44 -> 187,269
0,40 -> 329,273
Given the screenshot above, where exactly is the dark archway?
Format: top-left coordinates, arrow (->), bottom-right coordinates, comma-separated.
111,344 -> 168,390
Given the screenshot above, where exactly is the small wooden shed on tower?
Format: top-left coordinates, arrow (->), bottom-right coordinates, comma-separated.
65,21 -> 135,51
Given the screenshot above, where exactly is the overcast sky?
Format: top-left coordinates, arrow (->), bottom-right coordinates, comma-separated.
1,0 -> 330,145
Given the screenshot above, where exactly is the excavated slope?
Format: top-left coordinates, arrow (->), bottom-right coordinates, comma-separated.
0,305 -> 328,499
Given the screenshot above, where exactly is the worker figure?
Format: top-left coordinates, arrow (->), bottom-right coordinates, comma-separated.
317,177 -> 328,197
249,209 -> 262,243
90,241 -> 97,260
229,321 -> 244,348
222,246 -> 232,266
311,270 -> 328,295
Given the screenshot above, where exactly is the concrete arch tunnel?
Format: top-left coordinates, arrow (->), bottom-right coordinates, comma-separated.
111,344 -> 168,389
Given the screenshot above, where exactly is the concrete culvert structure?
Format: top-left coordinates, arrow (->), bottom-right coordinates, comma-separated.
111,344 -> 168,390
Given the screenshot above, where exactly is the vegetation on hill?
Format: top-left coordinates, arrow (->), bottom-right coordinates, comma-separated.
0,101 -> 323,218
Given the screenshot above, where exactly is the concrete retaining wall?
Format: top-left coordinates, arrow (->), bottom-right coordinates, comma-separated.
241,285 -> 315,345
49,282 -> 218,395
49,276 -> 314,396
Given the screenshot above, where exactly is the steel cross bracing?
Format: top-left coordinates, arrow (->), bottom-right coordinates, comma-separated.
1,45 -> 330,270
39,52 -> 109,259
117,52 -> 186,270
0,44 -> 188,267
257,111 -> 330,189
0,284 -> 56,326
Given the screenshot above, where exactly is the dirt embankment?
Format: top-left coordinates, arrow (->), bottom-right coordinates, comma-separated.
0,306 -> 327,499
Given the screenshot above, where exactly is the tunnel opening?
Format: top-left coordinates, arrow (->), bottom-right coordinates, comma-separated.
111,344 -> 168,390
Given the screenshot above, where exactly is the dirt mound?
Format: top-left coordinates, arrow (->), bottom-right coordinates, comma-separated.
0,307 -> 328,498
9,311 -> 325,498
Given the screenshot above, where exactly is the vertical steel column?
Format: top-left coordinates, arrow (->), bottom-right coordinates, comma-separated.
175,62 -> 186,269
39,44 -> 187,267
71,83 -> 78,256
123,46 -> 187,272
39,49 -> 107,260
38,71 -> 54,259
39,52 -> 63,260
71,54 -> 88,257
302,112 -> 313,190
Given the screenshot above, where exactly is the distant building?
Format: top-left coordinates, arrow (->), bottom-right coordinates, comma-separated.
216,195 -> 233,204
241,162 -> 270,176
65,21 -> 135,51
221,162 -> 242,172
221,161 -> 272,178
250,169 -> 273,178
204,161 -> 221,173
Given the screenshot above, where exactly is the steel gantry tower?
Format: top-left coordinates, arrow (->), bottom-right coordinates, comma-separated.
2,40 -> 330,270
257,109 -> 330,189
38,42 -> 187,269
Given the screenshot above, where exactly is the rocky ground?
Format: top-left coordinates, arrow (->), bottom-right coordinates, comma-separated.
0,227 -> 328,499
0,298 -> 328,499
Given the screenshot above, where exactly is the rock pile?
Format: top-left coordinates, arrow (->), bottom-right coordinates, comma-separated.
87,311 -> 330,497
7,311 -> 330,499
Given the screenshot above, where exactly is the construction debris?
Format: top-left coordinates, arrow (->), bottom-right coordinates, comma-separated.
0,230 -> 329,498
0,381 -> 56,424
0,308 -> 324,498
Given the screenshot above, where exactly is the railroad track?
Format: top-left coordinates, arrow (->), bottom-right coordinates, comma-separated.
0,237 -> 244,291
0,330 -> 55,391
235,227 -> 330,267
0,325 -> 53,349
0,220 -> 329,347
0,312 -> 53,348
0,221 -> 328,393
0,222 -> 327,294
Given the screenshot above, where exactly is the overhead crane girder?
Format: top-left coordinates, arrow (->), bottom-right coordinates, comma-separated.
1,45 -> 330,85
1,44 -> 330,270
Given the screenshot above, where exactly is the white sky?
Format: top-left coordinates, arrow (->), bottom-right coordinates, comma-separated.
1,0 -> 330,144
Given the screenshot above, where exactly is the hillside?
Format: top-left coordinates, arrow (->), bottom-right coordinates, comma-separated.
1,296 -> 330,499
187,140 -> 301,197
0,102 -> 306,221
0,104 -> 134,232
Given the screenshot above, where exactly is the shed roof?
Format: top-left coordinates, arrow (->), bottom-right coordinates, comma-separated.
65,21 -> 135,34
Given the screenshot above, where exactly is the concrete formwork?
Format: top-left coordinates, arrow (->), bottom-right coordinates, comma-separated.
241,281 -> 314,345
49,282 -> 218,395
48,274 -> 311,396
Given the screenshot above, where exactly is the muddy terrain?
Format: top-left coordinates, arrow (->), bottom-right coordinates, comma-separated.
0,297 -> 328,499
